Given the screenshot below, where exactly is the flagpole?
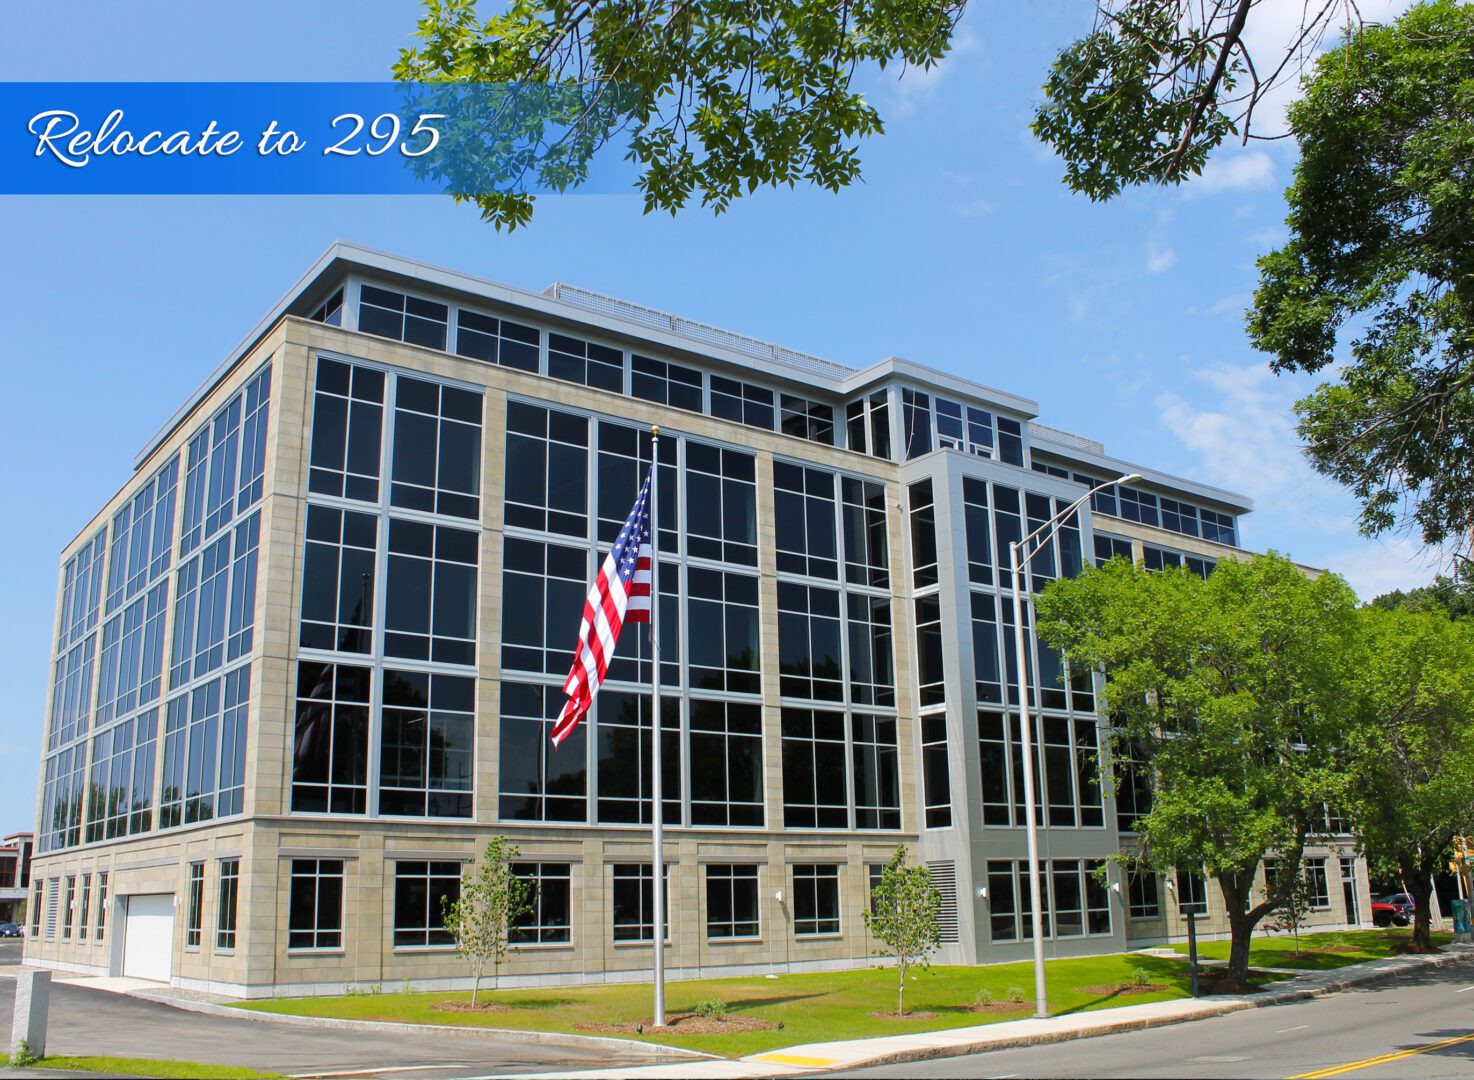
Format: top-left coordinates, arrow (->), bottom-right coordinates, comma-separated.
649,426 -> 666,1028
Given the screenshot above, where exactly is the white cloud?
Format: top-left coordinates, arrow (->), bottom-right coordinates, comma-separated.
1319,537 -> 1445,602
1146,241 -> 1178,273
951,197 -> 998,219
885,29 -> 978,118
1190,151 -> 1275,195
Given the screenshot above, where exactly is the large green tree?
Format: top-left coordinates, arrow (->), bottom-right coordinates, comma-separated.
1338,606 -> 1474,951
1035,553 -> 1358,984
1248,1 -> 1474,550
394,0 -> 1365,228
1373,562 -> 1474,620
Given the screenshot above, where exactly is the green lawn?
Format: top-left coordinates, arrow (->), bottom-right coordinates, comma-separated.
236,954 -> 1287,1058
1171,927 -> 1453,971
33,1057 -> 283,1079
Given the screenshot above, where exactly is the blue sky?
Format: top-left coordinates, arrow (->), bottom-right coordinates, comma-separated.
0,0 -> 1433,829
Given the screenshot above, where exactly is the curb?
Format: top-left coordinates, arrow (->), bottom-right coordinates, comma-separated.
122,990 -> 719,1063
799,947 -> 1474,1074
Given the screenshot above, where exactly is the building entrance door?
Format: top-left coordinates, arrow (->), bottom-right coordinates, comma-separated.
1340,858 -> 1360,925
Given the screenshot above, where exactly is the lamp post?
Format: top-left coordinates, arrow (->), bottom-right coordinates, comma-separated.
1009,472 -> 1139,1019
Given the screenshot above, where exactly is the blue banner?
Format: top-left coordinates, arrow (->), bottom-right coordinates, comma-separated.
0,82 -> 640,194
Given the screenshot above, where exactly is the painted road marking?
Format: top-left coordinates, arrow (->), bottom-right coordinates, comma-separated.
1456,985 -> 1474,993
1288,1030 -> 1474,1078
1277,1025 -> 1310,1033
751,1053 -> 840,1067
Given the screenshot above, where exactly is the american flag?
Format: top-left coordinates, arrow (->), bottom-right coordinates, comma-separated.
550,465 -> 654,746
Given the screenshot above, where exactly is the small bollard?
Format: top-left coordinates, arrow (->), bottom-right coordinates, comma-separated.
1186,910 -> 1200,998
11,970 -> 50,1060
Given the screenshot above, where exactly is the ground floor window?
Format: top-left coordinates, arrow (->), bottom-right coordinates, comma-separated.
217,859 -> 239,950
1305,858 -> 1331,910
186,862 -> 205,947
1128,870 -> 1160,919
706,865 -> 760,940
986,859 -> 1111,941
393,861 -> 461,947
95,872 -> 108,940
792,864 -> 840,936
62,877 -> 74,940
44,879 -> 58,939
78,874 -> 91,941
29,882 -> 41,937
1176,868 -> 1209,916
288,858 -> 344,950
611,863 -> 669,943
511,863 -> 572,945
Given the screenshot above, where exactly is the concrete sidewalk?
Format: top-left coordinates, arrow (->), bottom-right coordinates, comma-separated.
510,944 -> 1474,1079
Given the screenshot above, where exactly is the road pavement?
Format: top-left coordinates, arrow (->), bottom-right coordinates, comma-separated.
0,975 -> 681,1078
835,962 -> 1474,1079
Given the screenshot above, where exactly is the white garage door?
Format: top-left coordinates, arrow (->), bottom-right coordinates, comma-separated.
121,894 -> 174,982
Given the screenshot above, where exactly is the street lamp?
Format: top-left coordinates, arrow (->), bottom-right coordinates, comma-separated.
1009,472 -> 1140,1019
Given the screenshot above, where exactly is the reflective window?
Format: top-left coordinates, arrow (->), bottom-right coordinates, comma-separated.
987,858 -> 1110,941
847,594 -> 894,707
611,863 -> 669,942
390,376 -> 483,519
358,284 -> 448,349
105,455 -> 178,614
706,865 -> 760,939
774,462 -> 838,579
780,394 -> 835,445
1094,533 -> 1133,568
689,700 -> 763,827
687,568 -> 760,694
393,860 -> 461,946
384,520 -> 478,665
299,506 -> 377,654
455,309 -> 539,372
908,480 -> 938,589
1118,486 -> 1160,527
497,682 -> 587,822
308,359 -> 385,503
595,691 -> 680,825
685,441 -> 756,565
709,375 -> 774,430
291,662 -> 371,814
217,858 -> 240,950
777,583 -> 843,702
851,713 -> 900,830
997,417 -> 1024,466
914,595 -> 945,708
83,709 -> 157,841
631,354 -> 702,412
901,389 -> 932,459
500,538 -> 587,676
840,477 -> 888,588
781,707 -> 848,829
511,863 -> 573,945
548,332 -> 623,393
504,401 -> 588,537
792,864 -> 840,935
379,669 -> 474,818
921,713 -> 952,829
1128,870 -> 1160,919
288,858 -> 345,950
186,863 -> 205,947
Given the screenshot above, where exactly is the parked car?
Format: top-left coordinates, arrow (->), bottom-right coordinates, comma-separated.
1382,892 -> 1417,915
0,923 -> 23,938
1371,899 -> 1410,927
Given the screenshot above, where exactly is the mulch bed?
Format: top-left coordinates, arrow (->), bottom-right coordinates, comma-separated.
431,1000 -> 512,1014
868,1011 -> 941,1020
1197,974 -> 1270,995
576,1014 -> 777,1035
1080,983 -> 1171,996
961,1000 -> 1034,1014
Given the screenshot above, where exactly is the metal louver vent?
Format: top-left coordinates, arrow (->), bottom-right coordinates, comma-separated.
927,860 -> 960,943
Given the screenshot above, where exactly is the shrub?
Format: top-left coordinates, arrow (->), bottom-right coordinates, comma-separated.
10,1039 -> 39,1067
692,998 -> 728,1020
973,988 -> 995,1006
1131,967 -> 1151,987
1006,986 -> 1025,1004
